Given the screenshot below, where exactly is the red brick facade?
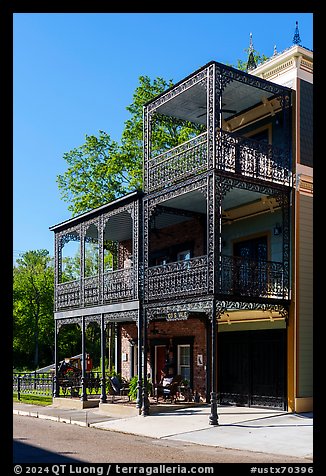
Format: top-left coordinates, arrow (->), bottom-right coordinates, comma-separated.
118,218 -> 207,399
119,315 -> 208,400
118,217 -> 204,270
148,217 -> 205,259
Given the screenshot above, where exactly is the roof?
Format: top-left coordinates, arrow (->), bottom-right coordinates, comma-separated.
49,190 -> 143,232
144,60 -> 292,126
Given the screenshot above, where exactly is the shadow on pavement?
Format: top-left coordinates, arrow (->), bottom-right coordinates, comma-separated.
13,440 -> 85,463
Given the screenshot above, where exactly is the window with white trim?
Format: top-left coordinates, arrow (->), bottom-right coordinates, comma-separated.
177,344 -> 191,382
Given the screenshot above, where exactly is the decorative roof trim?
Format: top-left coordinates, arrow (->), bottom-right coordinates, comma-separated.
251,45 -> 313,82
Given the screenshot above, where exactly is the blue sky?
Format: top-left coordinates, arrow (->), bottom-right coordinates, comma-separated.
13,12 -> 313,261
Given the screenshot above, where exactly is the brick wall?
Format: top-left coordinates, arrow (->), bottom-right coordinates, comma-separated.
149,217 -> 205,258
119,315 -> 208,400
117,217 -> 204,268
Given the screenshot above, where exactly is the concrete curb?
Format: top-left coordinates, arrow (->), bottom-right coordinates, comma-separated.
13,409 -> 90,427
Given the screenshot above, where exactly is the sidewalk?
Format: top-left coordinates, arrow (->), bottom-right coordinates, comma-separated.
13,401 -> 313,460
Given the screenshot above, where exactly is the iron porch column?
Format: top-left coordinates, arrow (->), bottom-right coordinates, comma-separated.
100,313 -> 107,403
141,307 -> 150,416
136,197 -> 144,412
136,306 -> 143,412
209,300 -> 219,425
80,315 -> 87,401
53,319 -> 59,398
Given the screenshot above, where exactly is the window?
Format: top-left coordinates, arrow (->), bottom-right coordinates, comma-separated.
177,345 -> 191,382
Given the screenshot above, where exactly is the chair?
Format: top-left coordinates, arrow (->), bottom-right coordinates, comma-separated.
109,376 -> 130,402
154,375 -> 182,403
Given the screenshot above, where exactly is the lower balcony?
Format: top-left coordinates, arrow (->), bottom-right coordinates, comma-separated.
145,255 -> 288,302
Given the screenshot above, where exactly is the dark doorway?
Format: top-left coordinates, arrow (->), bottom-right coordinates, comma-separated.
218,329 -> 287,409
233,236 -> 268,296
234,235 -> 268,261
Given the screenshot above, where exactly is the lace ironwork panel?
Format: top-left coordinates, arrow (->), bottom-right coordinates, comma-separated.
218,392 -> 285,409
220,255 -> 287,299
103,267 -> 135,302
145,255 -> 208,301
84,275 -> 100,305
146,129 -> 291,193
57,280 -> 81,309
148,132 -> 208,192
218,131 -> 291,186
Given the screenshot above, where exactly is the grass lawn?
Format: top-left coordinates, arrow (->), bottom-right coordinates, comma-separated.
13,393 -> 53,406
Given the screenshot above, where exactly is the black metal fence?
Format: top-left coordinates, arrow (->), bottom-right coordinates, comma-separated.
13,372 -> 54,399
13,372 -> 122,399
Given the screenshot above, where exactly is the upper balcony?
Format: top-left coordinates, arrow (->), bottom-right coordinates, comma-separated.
147,129 -> 291,193
143,61 -> 292,194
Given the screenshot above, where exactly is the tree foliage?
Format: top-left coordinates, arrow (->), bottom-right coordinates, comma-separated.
13,250 -> 54,369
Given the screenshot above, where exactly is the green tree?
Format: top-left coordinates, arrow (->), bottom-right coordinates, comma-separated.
13,250 -> 54,369
57,76 -> 204,216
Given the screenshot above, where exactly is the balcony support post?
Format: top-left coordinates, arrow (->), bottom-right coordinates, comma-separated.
209,300 -> 219,426
141,308 -> 150,416
80,315 -> 87,402
136,307 -> 143,412
100,313 -> 107,403
53,319 -> 59,398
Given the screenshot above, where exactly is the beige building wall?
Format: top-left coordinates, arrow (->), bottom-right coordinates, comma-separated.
253,45 -> 313,412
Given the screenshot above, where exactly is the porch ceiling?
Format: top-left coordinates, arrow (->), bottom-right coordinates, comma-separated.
155,188 -> 275,228
103,210 -> 133,242
219,309 -> 286,325
155,74 -> 280,126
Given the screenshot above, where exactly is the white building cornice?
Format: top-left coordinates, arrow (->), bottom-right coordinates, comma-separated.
251,45 -> 313,87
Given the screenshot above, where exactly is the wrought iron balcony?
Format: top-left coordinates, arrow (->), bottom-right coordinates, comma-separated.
147,130 -> 291,192
103,268 -> 136,302
148,132 -> 207,193
56,267 -> 137,311
220,255 -> 288,300
56,254 -> 288,310
145,256 -> 208,301
144,255 -> 288,302
218,131 -> 291,185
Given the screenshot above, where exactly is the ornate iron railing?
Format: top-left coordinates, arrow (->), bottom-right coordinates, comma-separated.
13,372 -> 54,398
145,256 -> 208,301
148,132 -> 208,192
145,254 -> 287,302
218,131 -> 291,186
57,279 -> 81,309
103,267 -> 135,303
56,268 -> 136,310
146,130 -> 291,192
13,372 -> 130,399
56,255 -> 287,309
218,391 -> 286,409
84,275 -> 99,305
220,255 -> 287,300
